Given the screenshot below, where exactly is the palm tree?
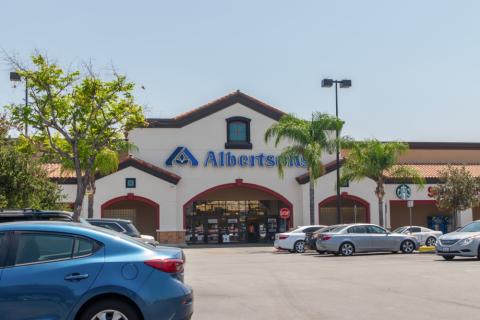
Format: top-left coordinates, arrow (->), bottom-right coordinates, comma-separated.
340,139 -> 425,227
265,112 -> 344,225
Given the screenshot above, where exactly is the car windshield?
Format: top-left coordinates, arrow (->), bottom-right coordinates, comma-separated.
123,222 -> 141,237
458,221 -> 480,232
316,225 -> 343,233
289,227 -> 306,233
326,225 -> 348,233
392,227 -> 407,233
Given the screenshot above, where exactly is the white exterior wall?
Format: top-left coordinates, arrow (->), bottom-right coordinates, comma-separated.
92,167 -> 178,231
309,171 -> 378,225
54,98 -> 476,233
128,103 -> 311,229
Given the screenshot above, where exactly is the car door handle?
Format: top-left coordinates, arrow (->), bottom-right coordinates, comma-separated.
64,273 -> 89,281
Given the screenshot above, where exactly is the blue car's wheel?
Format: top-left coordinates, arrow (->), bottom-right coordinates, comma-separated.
79,299 -> 140,320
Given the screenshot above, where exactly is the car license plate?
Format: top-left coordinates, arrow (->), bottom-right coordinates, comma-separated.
442,247 -> 450,252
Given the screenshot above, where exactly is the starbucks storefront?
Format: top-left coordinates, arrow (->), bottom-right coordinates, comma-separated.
184,182 -> 292,244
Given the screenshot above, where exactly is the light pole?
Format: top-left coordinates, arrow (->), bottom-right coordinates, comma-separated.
321,78 -> 351,224
9,71 -> 28,136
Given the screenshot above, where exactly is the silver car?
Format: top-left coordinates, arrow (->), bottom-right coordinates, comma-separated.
316,223 -> 419,256
436,220 -> 480,260
392,226 -> 443,246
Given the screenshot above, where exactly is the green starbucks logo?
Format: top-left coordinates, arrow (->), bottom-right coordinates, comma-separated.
396,184 -> 411,200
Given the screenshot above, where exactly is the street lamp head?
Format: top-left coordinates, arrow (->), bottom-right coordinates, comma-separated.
339,79 -> 352,88
10,71 -> 21,82
321,78 -> 334,88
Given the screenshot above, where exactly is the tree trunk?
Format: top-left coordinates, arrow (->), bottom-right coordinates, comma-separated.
378,196 -> 384,228
376,180 -> 385,227
73,178 -> 86,222
452,208 -> 458,230
87,174 -> 96,218
309,179 -> 315,225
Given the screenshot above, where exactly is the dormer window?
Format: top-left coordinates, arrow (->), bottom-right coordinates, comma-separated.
225,116 -> 252,149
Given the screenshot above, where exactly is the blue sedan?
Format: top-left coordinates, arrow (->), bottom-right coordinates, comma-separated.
0,221 -> 193,320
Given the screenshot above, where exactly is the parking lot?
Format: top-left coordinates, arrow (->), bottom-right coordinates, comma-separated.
184,246 -> 480,320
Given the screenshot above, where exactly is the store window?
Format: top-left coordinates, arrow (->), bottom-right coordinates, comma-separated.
185,199 -> 287,244
125,178 -> 136,188
225,117 -> 252,149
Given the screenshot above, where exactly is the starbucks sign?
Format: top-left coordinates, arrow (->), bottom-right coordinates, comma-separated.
396,184 -> 411,200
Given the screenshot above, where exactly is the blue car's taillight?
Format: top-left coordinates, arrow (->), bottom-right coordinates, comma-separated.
145,259 -> 184,273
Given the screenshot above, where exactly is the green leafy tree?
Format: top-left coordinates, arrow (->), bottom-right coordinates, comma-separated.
433,165 -> 480,228
6,54 -> 146,220
85,142 -> 135,218
265,112 -> 344,225
0,114 -> 64,209
341,140 -> 425,227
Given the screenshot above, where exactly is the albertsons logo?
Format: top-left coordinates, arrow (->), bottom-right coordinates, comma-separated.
165,146 -> 199,167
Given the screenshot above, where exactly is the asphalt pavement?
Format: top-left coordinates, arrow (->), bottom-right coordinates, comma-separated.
184,246 -> 480,320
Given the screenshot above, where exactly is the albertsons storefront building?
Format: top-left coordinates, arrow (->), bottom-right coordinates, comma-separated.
54,91 -> 480,244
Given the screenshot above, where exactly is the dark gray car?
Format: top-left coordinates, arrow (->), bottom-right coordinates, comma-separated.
316,223 -> 419,256
87,218 -> 159,246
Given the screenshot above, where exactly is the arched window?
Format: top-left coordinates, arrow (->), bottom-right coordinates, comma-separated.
225,116 -> 252,149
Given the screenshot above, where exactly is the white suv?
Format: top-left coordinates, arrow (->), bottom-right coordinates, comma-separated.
274,225 -> 326,253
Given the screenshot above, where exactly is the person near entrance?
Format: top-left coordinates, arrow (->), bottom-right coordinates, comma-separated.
247,223 -> 259,242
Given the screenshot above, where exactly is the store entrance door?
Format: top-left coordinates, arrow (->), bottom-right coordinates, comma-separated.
247,222 -> 258,243
184,183 -> 293,245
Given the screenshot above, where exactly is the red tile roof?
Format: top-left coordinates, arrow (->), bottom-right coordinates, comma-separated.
42,163 -> 75,179
147,90 -> 286,128
44,156 -> 181,185
385,164 -> 480,179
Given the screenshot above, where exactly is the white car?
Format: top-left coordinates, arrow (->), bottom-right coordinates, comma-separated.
392,226 -> 443,246
274,225 -> 326,253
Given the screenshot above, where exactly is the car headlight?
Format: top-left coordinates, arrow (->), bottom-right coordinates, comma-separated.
459,237 -> 475,246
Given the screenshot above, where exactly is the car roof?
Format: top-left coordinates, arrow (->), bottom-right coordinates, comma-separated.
0,221 -> 137,244
0,220 -> 103,232
298,225 -> 325,228
0,209 -> 73,218
397,226 -> 427,229
87,218 -> 132,223
0,221 -> 182,258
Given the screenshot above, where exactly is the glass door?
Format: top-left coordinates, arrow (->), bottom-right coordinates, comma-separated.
207,218 -> 219,244
224,218 -> 240,243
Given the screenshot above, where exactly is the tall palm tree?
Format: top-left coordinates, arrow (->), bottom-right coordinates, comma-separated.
265,112 -> 344,225
340,139 -> 425,227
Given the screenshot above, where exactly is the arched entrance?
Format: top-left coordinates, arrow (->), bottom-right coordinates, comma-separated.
318,194 -> 370,225
101,193 -> 159,237
183,179 -> 293,244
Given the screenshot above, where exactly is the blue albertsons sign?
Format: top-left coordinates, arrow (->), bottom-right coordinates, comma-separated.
165,146 -> 199,166
165,146 -> 306,168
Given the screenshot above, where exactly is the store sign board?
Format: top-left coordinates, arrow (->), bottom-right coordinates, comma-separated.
165,146 -> 199,167
165,146 -> 307,168
396,184 -> 411,200
279,208 -> 291,219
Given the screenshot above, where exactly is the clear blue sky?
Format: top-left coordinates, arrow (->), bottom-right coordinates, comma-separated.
1,0 -> 479,141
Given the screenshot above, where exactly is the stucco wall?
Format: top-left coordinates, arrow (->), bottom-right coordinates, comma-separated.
93,167 -> 178,231
128,102 -> 323,228
54,100 -> 476,232
309,171 -> 378,225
